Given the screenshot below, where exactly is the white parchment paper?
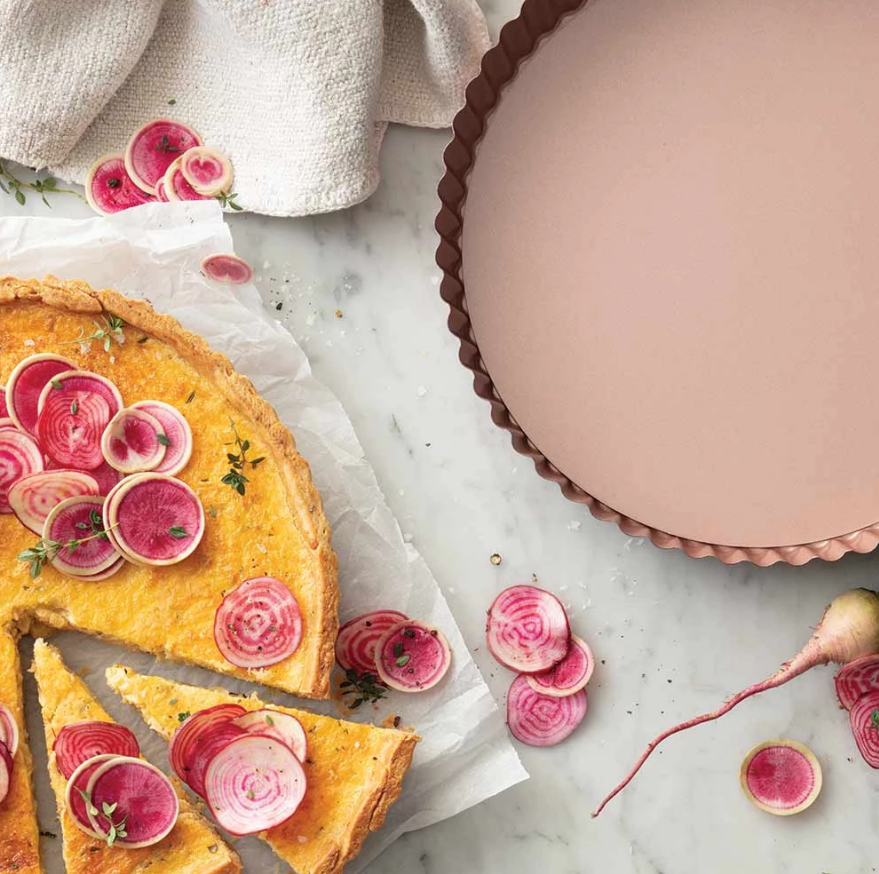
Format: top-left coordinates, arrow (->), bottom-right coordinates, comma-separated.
0,202 -> 528,873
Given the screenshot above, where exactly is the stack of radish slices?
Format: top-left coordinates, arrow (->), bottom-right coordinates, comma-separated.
169,705 -> 307,835
86,119 -> 234,214
57,720 -> 179,847
835,653 -> 879,767
3,353 -> 202,577
486,585 -> 593,747
0,703 -> 20,805
335,610 -> 452,693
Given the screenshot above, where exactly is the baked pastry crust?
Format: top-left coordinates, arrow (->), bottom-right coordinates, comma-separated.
106,665 -> 419,874
0,275 -> 338,699
32,640 -> 241,874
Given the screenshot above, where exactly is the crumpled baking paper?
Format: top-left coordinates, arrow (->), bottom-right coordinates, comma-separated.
0,201 -> 527,873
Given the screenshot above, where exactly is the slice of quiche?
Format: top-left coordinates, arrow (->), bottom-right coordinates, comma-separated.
32,640 -> 241,874
106,665 -> 419,874
0,276 -> 337,699
0,628 -> 40,874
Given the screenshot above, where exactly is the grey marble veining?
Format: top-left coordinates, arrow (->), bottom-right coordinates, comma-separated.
1,2 -> 877,871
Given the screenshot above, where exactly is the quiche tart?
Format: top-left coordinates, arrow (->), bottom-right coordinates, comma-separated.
0,628 -> 40,874
106,665 -> 419,874
32,640 -> 241,874
0,276 -> 338,699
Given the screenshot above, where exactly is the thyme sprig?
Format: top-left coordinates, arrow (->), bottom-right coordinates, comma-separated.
221,421 -> 264,495
18,520 -> 116,579
77,791 -> 128,847
63,315 -> 125,352
0,161 -> 86,207
155,135 -> 180,154
215,190 -> 243,211
340,668 -> 387,709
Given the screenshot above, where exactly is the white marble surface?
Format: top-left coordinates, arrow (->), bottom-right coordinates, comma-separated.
3,2 -> 879,872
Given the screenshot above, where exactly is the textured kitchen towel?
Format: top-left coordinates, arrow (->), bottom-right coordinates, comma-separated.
0,0 -> 489,216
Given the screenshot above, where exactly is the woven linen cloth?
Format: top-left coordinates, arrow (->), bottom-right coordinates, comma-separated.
0,0 -> 489,216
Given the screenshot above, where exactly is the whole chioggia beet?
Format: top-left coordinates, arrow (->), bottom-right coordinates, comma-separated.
593,588 -> 879,817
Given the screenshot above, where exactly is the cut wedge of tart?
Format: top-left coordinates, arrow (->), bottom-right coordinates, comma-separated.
0,276 -> 337,699
0,628 -> 41,874
32,640 -> 241,874
106,665 -> 419,874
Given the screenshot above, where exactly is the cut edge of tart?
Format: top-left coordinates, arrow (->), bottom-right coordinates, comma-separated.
0,275 -> 339,700
32,639 -> 242,874
105,664 -> 419,874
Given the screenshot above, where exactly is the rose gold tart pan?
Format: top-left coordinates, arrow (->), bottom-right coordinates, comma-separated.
436,0 -> 879,566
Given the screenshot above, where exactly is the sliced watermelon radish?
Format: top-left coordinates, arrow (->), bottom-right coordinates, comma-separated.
163,157 -> 211,202
86,756 -> 179,848
204,734 -> 306,836
129,401 -> 192,476
213,577 -> 303,669
335,610 -> 408,677
53,720 -> 140,780
101,408 -> 166,474
44,495 -> 121,577
0,740 -> 11,806
124,119 -> 202,196
154,178 -> 170,202
169,704 -> 247,789
8,469 -> 100,534
179,147 -> 233,196
201,253 -> 253,285
0,430 -> 44,513
85,154 -> 154,215
526,635 -> 594,698
486,585 -> 571,674
37,370 -> 122,419
37,390 -> 110,471
375,620 -> 452,692
506,674 -> 587,747
0,418 -> 17,432
65,753 -> 119,839
45,457 -> 123,497
740,740 -> 822,815
179,718 -> 245,800
835,653 -> 879,711
5,354 -> 75,435
77,553 -> 127,582
0,388 -> 7,419
0,703 -> 19,758
231,710 -> 307,763
104,473 -> 204,566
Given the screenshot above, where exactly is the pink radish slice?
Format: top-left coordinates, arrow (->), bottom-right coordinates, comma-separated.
0,388 -> 7,418
0,418 -> 17,431
183,719 -> 246,800
0,703 -> 19,757
486,585 -> 571,674
506,674 -> 587,747
37,370 -> 122,419
129,401 -> 192,476
335,609 -> 409,676
180,147 -> 234,196
8,469 -> 99,534
204,734 -> 307,836
105,473 -> 204,565
53,720 -> 140,780
213,577 -> 303,669
86,756 -> 179,848
77,553 -> 126,582
526,635 -> 594,698
154,178 -> 169,202
0,740 -> 11,805
231,710 -> 307,763
740,740 -> 822,815
201,253 -> 253,285
849,689 -> 879,767
0,430 -> 44,514
169,704 -> 247,788
85,154 -> 154,215
65,753 -> 119,839
36,390 -> 109,471
44,495 -> 121,577
101,407 -> 166,473
835,653 -> 879,710
163,157 -> 211,202
375,620 -> 452,692
124,119 -> 202,195
45,457 -> 122,497
5,354 -> 75,435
